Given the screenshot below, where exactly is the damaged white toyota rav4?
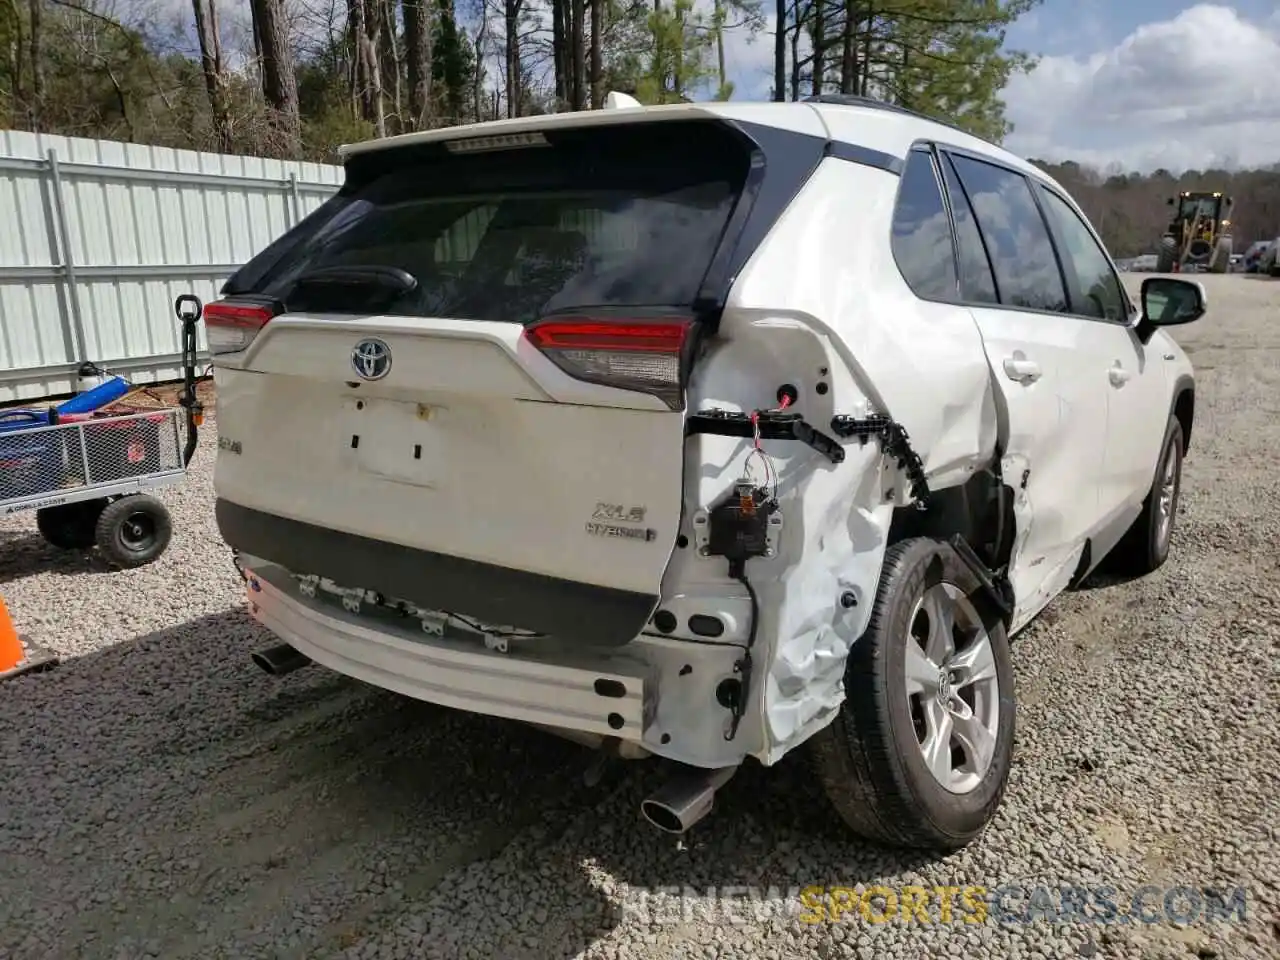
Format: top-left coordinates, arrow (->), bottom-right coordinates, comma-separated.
205,94 -> 1205,852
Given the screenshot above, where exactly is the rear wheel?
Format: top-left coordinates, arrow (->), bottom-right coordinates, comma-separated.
810,537 -> 1016,852
1209,238 -> 1231,274
94,494 -> 173,569
35,498 -> 109,550
1103,415 -> 1183,576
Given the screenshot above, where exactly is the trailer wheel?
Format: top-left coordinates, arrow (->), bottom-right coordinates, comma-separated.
94,494 -> 173,568
36,499 -> 109,550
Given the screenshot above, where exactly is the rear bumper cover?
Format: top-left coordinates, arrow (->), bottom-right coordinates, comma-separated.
242,561 -> 651,740
215,499 -> 658,647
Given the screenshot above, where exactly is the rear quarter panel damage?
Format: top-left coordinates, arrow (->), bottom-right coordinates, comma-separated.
668,157 -> 1000,764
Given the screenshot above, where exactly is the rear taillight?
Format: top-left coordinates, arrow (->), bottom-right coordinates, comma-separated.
204,299 -> 278,356
524,317 -> 695,410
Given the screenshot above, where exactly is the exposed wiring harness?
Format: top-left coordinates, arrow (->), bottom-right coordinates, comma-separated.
719,392 -> 790,742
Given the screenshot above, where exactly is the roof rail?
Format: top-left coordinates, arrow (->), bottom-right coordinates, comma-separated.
802,94 -> 1002,151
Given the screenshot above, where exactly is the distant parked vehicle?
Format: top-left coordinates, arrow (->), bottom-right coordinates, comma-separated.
1263,239 -> 1280,277
1242,240 -> 1271,273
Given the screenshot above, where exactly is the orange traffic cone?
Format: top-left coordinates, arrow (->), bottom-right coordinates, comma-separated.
0,595 -> 58,681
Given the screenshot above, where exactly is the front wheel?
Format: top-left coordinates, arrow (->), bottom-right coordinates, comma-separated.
1103,415 -> 1184,576
809,537 -> 1017,852
94,494 -> 173,569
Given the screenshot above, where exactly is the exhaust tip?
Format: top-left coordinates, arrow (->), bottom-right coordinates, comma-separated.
639,765 -> 738,835
640,799 -> 691,834
251,643 -> 311,676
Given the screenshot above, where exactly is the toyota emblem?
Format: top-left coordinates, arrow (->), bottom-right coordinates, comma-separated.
351,338 -> 392,381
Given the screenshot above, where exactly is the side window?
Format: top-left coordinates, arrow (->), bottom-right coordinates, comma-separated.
938,155 -> 998,304
890,149 -> 958,301
946,153 -> 1068,314
1037,187 -> 1128,322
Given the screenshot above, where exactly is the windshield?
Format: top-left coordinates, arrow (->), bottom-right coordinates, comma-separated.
1178,197 -> 1219,221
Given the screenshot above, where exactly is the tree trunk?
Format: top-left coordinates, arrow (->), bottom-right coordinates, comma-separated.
503,0 -> 521,117
839,0 -> 857,94
570,0 -> 585,109
192,0 -> 233,152
377,0 -> 401,131
4,0 -> 29,128
589,0 -> 602,108
27,0 -> 43,129
402,0 -> 432,129
789,6 -> 801,102
552,0 -> 567,107
859,5 -> 872,96
811,0 -> 824,96
713,0 -> 727,99
772,0 -> 784,101
249,0 -> 301,156
348,0 -> 385,135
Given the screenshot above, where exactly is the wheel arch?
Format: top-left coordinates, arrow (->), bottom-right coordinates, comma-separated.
885,460 -> 1016,624
1171,375 -> 1194,454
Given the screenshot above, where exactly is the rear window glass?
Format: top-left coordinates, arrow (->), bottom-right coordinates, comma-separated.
232,122 -> 750,323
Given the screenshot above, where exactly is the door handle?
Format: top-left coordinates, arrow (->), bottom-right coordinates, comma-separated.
1109,364 -> 1131,387
1002,357 -> 1042,383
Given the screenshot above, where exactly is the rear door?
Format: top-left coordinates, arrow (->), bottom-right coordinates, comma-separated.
937,150 -> 1109,624
208,119 -> 762,646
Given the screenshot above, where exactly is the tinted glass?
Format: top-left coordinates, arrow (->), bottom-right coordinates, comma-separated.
891,149 -> 957,300
231,122 -> 750,323
947,154 -> 1068,313
939,155 -> 998,304
1038,187 -> 1129,321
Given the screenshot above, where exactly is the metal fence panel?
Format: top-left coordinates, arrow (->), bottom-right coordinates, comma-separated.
0,130 -> 343,403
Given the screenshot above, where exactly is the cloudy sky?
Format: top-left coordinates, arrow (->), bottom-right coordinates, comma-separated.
720,1 -> 1280,173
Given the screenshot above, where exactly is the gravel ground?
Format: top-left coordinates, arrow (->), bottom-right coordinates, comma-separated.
1,273 -> 1277,960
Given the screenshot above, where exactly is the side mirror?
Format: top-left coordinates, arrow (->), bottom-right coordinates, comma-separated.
1166,197 -> 1175,206
1134,277 -> 1206,344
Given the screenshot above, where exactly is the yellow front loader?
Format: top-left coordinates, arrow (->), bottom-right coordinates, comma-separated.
1156,191 -> 1233,273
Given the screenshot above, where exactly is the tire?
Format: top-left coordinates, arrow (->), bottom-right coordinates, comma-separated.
35,498 -> 109,550
809,537 -> 1017,852
1209,238 -> 1231,274
94,494 -> 173,569
1156,239 -> 1176,274
1103,416 -> 1184,576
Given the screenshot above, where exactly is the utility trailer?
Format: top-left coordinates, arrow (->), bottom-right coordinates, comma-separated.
0,296 -> 206,568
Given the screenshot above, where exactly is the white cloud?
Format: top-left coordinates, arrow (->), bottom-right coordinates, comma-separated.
1002,3 -> 1280,172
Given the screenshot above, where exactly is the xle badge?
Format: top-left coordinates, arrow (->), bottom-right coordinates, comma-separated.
592,502 -> 647,524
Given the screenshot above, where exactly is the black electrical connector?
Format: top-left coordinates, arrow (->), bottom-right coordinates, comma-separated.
703,482 -> 775,741
706,482 -> 776,576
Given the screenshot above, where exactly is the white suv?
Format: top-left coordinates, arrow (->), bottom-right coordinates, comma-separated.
204,94 -> 1205,852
